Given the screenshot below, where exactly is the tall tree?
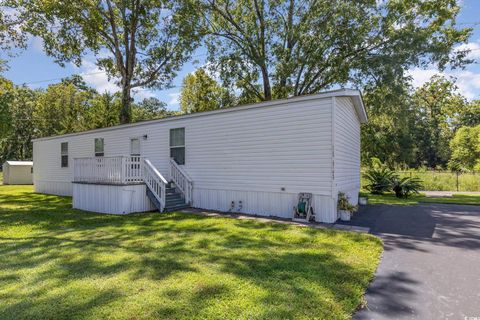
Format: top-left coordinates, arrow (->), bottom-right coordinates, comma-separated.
0,85 -> 37,163
448,125 -> 480,171
34,81 -> 94,137
361,79 -> 418,167
202,0 -> 471,101
132,97 -> 174,121
412,75 -> 466,168
180,68 -> 234,113
15,0 -> 201,123
84,92 -> 121,129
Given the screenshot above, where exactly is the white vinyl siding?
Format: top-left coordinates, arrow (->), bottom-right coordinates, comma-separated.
333,97 -> 361,204
33,91 -> 364,223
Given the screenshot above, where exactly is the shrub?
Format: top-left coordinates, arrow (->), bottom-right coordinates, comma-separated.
363,167 -> 397,194
391,176 -> 422,198
337,192 -> 357,212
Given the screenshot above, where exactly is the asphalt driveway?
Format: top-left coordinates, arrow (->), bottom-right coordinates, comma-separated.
340,203 -> 480,320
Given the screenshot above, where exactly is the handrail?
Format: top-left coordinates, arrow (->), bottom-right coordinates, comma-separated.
143,159 -> 168,211
73,156 -> 143,184
169,158 -> 193,205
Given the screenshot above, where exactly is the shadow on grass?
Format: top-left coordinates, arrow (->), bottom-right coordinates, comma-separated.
0,187 -> 382,319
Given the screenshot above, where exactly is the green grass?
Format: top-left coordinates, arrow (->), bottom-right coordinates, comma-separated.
0,185 -> 382,320
361,192 -> 480,206
361,169 -> 480,192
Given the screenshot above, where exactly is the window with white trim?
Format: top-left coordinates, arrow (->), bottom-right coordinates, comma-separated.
61,142 -> 68,167
130,138 -> 140,156
95,138 -> 104,157
170,128 -> 185,165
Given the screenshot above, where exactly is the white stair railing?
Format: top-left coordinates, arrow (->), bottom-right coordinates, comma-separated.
169,158 -> 193,205
74,156 -> 143,184
143,159 -> 168,211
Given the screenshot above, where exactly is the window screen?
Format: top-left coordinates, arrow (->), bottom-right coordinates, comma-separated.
61,142 -> 68,167
95,138 -> 104,157
130,138 -> 140,156
170,128 -> 185,165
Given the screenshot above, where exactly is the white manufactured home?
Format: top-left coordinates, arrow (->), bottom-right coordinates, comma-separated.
32,89 -> 367,223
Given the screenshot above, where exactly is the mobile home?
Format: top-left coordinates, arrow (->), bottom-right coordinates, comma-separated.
32,89 -> 367,223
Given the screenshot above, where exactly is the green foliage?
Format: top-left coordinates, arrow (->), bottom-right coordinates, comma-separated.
412,75 -> 466,167
202,0 -> 471,101
179,69 -> 235,114
361,192 -> 480,206
337,192 -> 357,212
448,125 -> 480,171
391,176 -> 423,198
0,85 -> 37,163
13,0 -> 202,123
0,76 -> 174,163
362,75 -> 477,170
0,185 -> 382,320
364,167 -> 396,195
132,97 -> 175,122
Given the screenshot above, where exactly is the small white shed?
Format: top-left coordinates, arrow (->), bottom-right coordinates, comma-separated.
2,161 -> 34,185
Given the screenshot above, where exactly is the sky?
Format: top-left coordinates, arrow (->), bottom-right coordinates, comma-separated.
3,0 -> 480,111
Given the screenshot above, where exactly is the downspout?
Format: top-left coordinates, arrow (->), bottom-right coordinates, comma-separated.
331,97 -> 338,221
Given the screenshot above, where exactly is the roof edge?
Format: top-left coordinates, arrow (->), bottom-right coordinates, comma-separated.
33,88 -> 366,142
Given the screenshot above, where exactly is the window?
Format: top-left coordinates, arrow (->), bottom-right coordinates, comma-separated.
61,142 -> 68,167
170,128 -> 185,165
95,138 -> 104,157
130,138 -> 140,156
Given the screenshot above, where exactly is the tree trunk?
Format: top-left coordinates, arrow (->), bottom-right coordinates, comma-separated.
261,66 -> 272,100
120,83 -> 132,124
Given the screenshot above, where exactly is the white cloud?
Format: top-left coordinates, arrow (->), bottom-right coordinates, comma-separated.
407,68 -> 440,88
167,92 -> 180,106
132,88 -> 156,100
454,41 -> 480,60
407,67 -> 480,100
30,36 -> 44,53
78,59 -> 119,93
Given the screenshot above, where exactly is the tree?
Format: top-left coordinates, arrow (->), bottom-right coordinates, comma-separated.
0,85 -> 37,163
180,69 -> 234,113
16,0 -> 201,123
132,97 -> 173,121
84,92 -> 121,129
361,79 -> 418,167
457,100 -> 480,127
412,75 -> 466,168
34,81 -> 94,137
202,0 -> 471,101
448,125 -> 480,171
0,2 -> 28,53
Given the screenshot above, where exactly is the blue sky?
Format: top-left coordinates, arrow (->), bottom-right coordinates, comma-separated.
3,0 -> 480,111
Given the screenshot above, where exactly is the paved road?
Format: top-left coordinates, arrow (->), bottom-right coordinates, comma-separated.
340,204 -> 480,320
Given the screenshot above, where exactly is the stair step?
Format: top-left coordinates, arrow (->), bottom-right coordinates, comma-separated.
164,204 -> 190,212
166,199 -> 186,207
166,195 -> 184,201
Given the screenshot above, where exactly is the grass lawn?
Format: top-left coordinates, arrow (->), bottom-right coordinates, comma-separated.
361,192 -> 480,206
0,185 -> 382,320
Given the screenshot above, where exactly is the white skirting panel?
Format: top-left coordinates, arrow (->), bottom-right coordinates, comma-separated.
72,183 -> 155,214
192,188 -> 337,223
34,180 -> 73,196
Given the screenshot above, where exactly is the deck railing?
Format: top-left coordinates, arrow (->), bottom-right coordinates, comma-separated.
73,156 -> 144,184
143,159 -> 168,211
169,158 -> 193,205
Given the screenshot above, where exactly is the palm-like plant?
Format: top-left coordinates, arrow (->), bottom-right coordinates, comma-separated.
364,167 -> 397,194
391,177 -> 423,198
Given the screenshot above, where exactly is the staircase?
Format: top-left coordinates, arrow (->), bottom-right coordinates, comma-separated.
143,158 -> 192,213
146,182 -> 189,212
